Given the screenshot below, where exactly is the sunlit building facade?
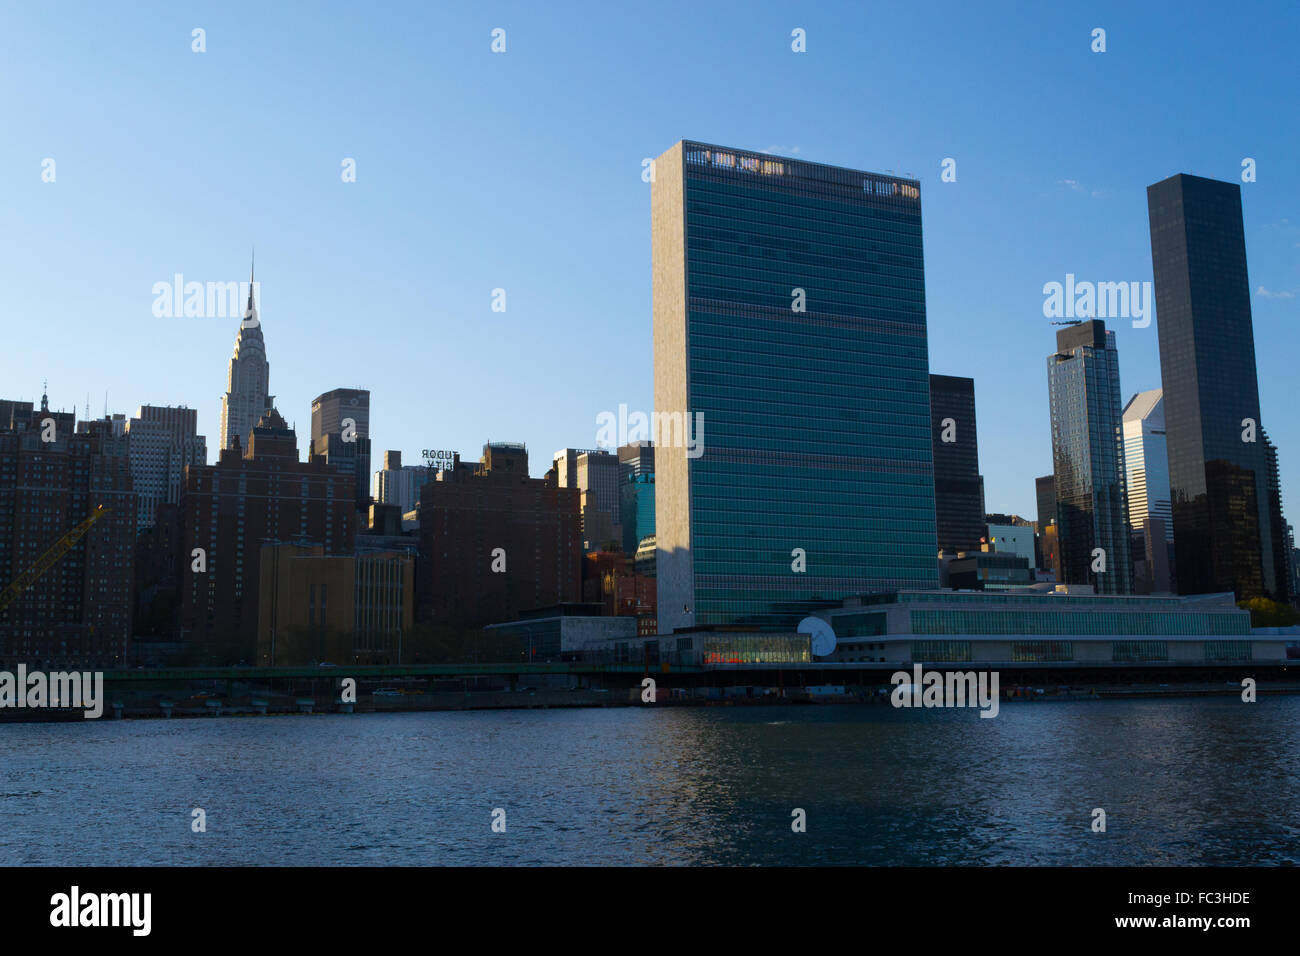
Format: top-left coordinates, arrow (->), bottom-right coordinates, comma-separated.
1122,389 -> 1175,593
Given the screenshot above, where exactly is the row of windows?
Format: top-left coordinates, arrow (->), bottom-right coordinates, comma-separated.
684,199 -> 923,250
687,281 -> 924,319
685,180 -> 921,239
689,364 -> 932,398
911,640 -> 973,662
879,639 -> 1274,664
690,501 -> 938,524
682,422 -> 934,456
909,609 -> 1249,636
684,169 -> 922,222
686,297 -> 928,339
689,331 -> 930,369
687,250 -> 926,296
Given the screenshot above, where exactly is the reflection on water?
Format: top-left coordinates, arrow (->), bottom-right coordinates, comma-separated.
2,698 -> 1297,865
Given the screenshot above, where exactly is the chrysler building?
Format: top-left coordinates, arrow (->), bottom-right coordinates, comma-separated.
219,255 -> 273,451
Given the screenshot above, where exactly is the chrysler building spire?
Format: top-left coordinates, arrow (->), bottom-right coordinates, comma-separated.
244,248 -> 257,326
218,252 -> 272,452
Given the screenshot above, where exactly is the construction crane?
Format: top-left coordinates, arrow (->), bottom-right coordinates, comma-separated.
0,505 -> 110,614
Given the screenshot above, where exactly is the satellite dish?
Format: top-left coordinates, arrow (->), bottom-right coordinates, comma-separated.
798,616 -> 837,657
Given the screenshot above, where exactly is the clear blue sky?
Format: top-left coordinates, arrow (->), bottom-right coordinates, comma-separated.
2,0 -> 1296,521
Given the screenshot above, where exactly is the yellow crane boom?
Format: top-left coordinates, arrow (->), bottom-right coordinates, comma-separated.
0,505 -> 110,614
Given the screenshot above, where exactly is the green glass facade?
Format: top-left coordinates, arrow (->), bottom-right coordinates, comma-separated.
620,473 -> 655,554
653,141 -> 938,632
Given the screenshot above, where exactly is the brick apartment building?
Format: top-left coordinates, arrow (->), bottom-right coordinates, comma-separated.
418,442 -> 581,627
0,393 -> 135,668
179,408 -> 355,659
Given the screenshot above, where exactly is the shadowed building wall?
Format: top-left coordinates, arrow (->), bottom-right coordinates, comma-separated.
0,393 -> 135,668
930,374 -> 985,556
418,443 -> 582,627
179,409 -> 356,658
257,543 -> 413,665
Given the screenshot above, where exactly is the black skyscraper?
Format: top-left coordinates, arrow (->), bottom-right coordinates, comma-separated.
1147,173 -> 1284,599
929,374 -> 985,555
1035,475 -> 1057,529
1035,473 -> 1059,575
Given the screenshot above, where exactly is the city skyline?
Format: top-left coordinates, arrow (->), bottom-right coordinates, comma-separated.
3,2 -> 1296,522
6,149 -> 1285,669
4,1 -> 1300,890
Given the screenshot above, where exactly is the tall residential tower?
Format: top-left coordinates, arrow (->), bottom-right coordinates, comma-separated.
1047,320 -> 1133,594
124,405 -> 207,531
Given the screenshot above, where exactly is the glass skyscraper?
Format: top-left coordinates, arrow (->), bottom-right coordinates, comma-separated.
618,442 -> 656,555
652,141 -> 937,632
1147,173 -> 1285,599
1047,320 -> 1133,594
